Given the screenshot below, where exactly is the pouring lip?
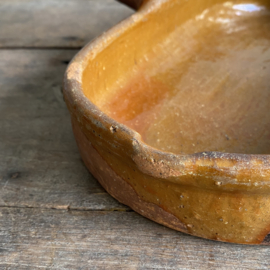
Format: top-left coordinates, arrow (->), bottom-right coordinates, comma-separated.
62,0 -> 270,193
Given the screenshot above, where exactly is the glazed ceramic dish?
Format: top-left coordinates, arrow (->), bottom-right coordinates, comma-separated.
63,0 -> 270,244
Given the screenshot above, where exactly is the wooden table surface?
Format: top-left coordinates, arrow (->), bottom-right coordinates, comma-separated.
1,1 -> 270,269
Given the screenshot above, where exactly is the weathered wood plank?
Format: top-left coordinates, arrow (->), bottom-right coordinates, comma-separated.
1,2 -> 270,267
0,207 -> 270,269
0,0 -> 133,48
0,49 -> 128,211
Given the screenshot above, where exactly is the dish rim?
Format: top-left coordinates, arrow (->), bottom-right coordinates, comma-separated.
63,0 -> 270,192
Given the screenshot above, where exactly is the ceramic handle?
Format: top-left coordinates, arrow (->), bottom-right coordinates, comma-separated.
117,0 -> 145,10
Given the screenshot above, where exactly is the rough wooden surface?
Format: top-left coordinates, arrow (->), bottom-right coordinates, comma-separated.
0,49 -> 129,211
1,0 -> 270,269
1,208 -> 270,270
0,0 -> 133,48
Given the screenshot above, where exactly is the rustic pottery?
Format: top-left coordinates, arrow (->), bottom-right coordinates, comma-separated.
63,0 -> 270,244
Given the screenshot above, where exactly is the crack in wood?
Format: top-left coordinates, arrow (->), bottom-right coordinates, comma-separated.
0,205 -> 133,212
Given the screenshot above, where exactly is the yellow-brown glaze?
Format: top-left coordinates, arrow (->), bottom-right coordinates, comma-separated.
71,112 -> 270,244
102,1 -> 270,155
63,0 -> 270,244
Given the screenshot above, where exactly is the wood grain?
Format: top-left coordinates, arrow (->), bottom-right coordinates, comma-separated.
0,49 -> 128,211
1,1 -> 270,268
0,0 -> 133,48
1,207 -> 270,270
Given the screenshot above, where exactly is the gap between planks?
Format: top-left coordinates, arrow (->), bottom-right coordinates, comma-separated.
0,204 -> 134,212
0,47 -> 82,50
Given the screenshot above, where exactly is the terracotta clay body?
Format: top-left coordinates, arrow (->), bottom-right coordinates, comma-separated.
63,0 -> 270,244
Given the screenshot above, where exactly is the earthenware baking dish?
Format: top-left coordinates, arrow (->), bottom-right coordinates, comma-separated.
63,0 -> 270,244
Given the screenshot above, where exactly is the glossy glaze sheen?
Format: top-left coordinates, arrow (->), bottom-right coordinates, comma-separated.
63,0 -> 270,244
103,2 -> 270,155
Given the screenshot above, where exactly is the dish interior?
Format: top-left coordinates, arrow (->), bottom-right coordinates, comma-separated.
83,0 -> 270,155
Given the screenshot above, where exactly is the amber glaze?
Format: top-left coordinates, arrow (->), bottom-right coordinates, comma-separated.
103,2 -> 270,155
63,0 -> 270,244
